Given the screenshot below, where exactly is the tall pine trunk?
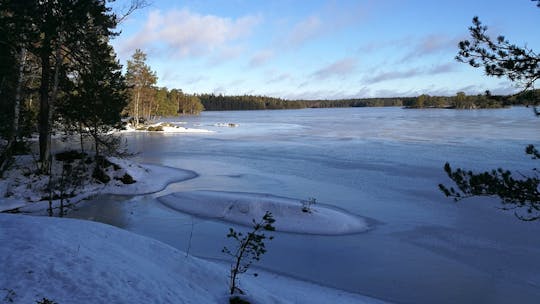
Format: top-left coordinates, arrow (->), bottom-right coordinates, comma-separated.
39,37 -> 52,173
0,47 -> 26,176
38,41 -> 62,174
12,47 -> 26,142
135,88 -> 140,127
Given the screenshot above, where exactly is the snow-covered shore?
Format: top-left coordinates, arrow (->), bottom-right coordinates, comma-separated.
0,156 -> 196,213
120,122 -> 214,134
0,214 -> 387,304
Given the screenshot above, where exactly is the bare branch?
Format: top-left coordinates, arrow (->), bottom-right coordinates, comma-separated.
115,0 -> 151,24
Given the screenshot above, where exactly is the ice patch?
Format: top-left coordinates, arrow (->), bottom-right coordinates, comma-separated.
158,191 -> 370,235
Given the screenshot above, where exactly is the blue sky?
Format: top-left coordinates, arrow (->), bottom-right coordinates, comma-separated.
111,0 -> 539,99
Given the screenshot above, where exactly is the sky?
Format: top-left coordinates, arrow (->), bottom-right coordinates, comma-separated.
110,0 -> 540,100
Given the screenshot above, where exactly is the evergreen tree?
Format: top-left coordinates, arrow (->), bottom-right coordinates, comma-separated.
154,87 -> 175,116
125,49 -> 157,126
178,93 -> 204,115
440,4 -> 540,221
58,41 -> 127,158
0,0 -> 128,174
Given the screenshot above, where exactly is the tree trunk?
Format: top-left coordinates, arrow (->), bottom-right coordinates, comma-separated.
135,88 -> 140,127
0,76 -> 5,97
49,45 -> 61,124
79,123 -> 85,153
12,47 -> 26,141
147,93 -> 153,121
0,47 -> 26,176
39,38 -> 52,173
39,41 -> 62,174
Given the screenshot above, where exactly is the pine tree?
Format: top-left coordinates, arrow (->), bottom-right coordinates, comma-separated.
125,49 -> 157,127
440,3 -> 540,221
0,0 -> 128,174
58,41 -> 127,159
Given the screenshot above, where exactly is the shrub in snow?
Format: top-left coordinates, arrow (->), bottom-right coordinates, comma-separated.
115,173 -> 136,184
54,150 -> 86,162
36,298 -> 57,304
92,166 -> 111,184
222,211 -> 276,299
301,197 -> 317,213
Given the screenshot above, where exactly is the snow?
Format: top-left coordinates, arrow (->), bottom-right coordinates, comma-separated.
0,213 -> 387,304
160,126 -> 214,133
120,122 -> 214,133
158,191 -> 370,235
0,156 -> 196,213
0,137 -> 381,303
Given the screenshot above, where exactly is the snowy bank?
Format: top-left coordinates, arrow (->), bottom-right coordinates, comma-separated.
158,191 -> 370,235
0,214 -> 387,304
0,156 -> 196,213
121,122 -> 214,134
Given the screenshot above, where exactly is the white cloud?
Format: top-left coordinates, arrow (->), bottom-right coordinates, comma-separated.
312,57 -> 358,79
364,62 -> 458,84
267,72 -> 292,84
285,15 -> 322,47
249,49 -> 275,67
119,9 -> 262,58
401,34 -> 462,60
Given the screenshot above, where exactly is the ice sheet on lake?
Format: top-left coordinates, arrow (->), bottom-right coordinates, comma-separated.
158,190 -> 370,235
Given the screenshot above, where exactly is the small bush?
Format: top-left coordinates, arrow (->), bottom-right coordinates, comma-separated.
95,155 -> 114,168
12,140 -> 29,155
36,298 -> 57,304
115,173 -> 136,184
222,211 -> 275,296
55,150 -> 87,163
301,197 -> 316,213
92,166 -> 110,184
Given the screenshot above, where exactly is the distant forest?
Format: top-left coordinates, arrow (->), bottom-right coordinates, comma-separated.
196,90 -> 539,111
108,50 -> 540,117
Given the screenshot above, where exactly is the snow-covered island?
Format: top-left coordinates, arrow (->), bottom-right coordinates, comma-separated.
0,156 -> 386,304
159,191 -> 370,235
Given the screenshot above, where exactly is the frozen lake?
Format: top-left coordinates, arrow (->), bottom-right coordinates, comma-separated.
69,107 -> 540,304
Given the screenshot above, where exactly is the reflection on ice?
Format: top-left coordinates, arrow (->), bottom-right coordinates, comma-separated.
158,190 -> 370,235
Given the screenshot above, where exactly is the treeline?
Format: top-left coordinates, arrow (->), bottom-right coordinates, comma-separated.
123,49 -> 204,126
197,90 -> 539,111
0,0 -> 129,174
405,90 -> 540,109
404,91 -> 506,109
199,94 -> 411,111
154,88 -> 204,116
199,94 -> 303,110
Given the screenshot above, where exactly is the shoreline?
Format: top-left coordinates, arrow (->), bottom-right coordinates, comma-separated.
0,157 -> 197,214
0,156 -> 389,304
